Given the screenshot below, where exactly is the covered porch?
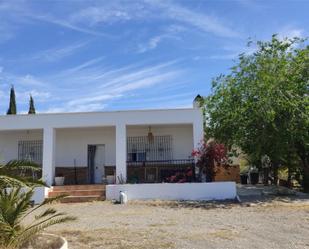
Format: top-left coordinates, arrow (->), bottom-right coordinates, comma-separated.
0,123 -> 202,186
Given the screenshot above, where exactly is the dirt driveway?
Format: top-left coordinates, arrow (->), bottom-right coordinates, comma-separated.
45,196 -> 309,249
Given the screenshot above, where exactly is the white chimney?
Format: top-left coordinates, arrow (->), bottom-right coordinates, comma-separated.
193,94 -> 202,108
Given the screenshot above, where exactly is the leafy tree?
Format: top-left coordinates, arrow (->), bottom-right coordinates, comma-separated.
204,35 -> 309,191
0,187 -> 76,249
28,95 -> 36,114
7,86 -> 17,115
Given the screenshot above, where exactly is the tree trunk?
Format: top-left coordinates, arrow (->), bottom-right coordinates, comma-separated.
303,167 -> 309,193
287,166 -> 292,188
263,168 -> 269,185
273,162 -> 279,185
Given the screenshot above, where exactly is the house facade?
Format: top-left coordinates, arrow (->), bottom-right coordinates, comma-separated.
0,104 -> 204,186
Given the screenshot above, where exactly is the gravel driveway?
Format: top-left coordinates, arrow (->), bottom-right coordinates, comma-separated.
43,196 -> 309,249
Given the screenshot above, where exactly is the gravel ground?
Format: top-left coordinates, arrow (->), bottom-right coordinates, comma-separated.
41,196 -> 309,249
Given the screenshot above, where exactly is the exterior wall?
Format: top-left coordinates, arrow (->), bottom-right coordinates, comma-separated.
0,130 -> 43,163
55,127 -> 116,167
0,109 -> 203,130
54,125 -> 193,168
0,125 -> 195,179
106,182 -> 237,201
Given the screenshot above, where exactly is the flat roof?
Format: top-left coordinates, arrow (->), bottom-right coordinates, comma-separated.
0,107 -> 195,118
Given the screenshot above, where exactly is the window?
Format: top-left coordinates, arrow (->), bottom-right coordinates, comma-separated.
18,140 -> 43,164
127,136 -> 172,161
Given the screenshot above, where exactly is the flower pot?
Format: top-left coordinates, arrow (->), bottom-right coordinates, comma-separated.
240,174 -> 248,184
55,176 -> 65,186
250,172 -> 259,185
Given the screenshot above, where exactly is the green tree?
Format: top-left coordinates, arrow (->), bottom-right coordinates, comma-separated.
7,86 -> 17,115
204,35 -> 309,191
0,187 -> 76,249
28,95 -> 36,114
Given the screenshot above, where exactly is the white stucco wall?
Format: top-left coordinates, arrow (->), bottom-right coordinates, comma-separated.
0,130 -> 43,163
55,127 -> 116,167
0,125 -> 194,167
106,182 -> 237,201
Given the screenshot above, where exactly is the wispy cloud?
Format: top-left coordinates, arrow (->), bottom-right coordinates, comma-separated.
25,41 -> 89,62
146,0 -> 240,38
137,25 -> 185,53
18,58 -> 185,113
277,26 -> 305,40
29,14 -> 114,38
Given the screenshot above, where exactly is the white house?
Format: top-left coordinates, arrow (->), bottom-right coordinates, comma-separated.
0,101 -> 204,187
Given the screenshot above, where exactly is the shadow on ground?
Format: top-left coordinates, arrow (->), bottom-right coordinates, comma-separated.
129,185 -> 309,210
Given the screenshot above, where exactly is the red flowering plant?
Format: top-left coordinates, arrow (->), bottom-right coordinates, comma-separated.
192,139 -> 229,182
165,167 -> 194,183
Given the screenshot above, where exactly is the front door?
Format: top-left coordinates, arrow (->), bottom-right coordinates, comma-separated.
88,145 -> 105,184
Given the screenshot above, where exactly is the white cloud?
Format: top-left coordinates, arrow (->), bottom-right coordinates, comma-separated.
277,26 -> 305,40
24,41 -> 89,62
137,35 -> 164,53
146,0 -> 240,38
36,58 -> 184,112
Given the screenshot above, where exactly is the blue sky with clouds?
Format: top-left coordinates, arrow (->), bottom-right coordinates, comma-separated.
0,0 -> 308,113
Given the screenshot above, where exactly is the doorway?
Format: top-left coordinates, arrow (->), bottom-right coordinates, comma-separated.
88,144 -> 105,184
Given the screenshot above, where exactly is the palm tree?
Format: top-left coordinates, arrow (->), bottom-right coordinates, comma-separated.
0,187 -> 76,249
0,160 -> 45,188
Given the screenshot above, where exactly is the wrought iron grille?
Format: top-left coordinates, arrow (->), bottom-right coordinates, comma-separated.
127,135 -> 173,161
18,140 -> 43,164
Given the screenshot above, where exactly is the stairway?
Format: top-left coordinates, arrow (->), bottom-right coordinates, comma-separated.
48,184 -> 106,203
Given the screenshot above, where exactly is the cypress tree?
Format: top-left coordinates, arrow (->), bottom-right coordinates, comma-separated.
28,95 -> 36,114
7,86 -> 17,115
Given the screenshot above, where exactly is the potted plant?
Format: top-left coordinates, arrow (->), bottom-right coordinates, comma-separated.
55,173 -> 65,186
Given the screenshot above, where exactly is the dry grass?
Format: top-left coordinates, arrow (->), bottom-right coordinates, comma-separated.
58,228 -> 176,249
207,229 -> 239,240
41,199 -> 309,249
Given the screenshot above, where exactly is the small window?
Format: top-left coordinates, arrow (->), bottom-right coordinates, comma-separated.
18,140 -> 43,165
127,136 -> 172,161
128,151 -> 146,162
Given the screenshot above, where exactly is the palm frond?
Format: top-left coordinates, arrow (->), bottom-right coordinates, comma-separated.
11,216 -> 76,248
0,188 -> 76,249
3,160 -> 41,171
0,159 -> 46,188
34,208 -> 57,220
24,194 -> 68,218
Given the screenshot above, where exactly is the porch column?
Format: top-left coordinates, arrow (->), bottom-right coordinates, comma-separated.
193,120 -> 204,152
42,127 -> 56,186
116,123 -> 127,183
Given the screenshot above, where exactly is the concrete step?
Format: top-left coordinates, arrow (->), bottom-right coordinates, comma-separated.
57,195 -> 105,203
49,190 -> 105,198
48,184 -> 106,203
52,184 -> 106,191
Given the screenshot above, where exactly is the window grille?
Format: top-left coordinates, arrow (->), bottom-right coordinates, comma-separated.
18,140 -> 43,164
127,135 -> 173,161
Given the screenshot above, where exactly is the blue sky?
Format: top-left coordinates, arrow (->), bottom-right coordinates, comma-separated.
0,0 -> 308,113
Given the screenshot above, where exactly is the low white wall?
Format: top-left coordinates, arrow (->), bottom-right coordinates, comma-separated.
5,187 -> 49,204
32,187 -> 50,204
106,182 -> 237,201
